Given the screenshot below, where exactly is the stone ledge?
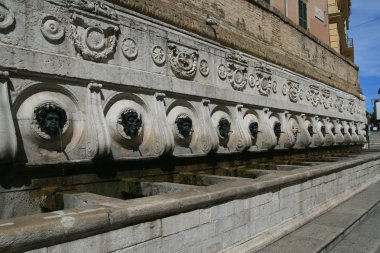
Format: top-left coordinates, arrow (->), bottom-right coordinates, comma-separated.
0,152 -> 379,252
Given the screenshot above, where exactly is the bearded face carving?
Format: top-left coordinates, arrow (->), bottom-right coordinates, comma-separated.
249,121 -> 259,137
118,110 -> 142,137
320,126 -> 326,137
218,118 -> 231,139
308,125 -> 314,137
273,122 -> 281,142
175,114 -> 193,138
34,103 -> 67,137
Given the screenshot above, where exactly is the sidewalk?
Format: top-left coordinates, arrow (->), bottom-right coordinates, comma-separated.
257,180 -> 380,253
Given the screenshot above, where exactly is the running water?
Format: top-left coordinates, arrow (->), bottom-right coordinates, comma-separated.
58,126 -> 63,153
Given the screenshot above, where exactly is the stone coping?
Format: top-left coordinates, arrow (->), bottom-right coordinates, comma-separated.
0,152 -> 379,252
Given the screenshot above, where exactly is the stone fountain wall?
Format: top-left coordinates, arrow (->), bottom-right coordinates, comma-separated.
0,0 -> 367,167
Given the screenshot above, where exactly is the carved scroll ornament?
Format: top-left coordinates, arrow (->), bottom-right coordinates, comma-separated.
0,3 -> 15,30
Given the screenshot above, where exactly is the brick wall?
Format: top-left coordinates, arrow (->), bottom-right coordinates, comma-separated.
109,0 -> 360,97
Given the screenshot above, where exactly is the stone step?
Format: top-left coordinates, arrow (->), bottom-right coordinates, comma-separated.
257,181 -> 380,253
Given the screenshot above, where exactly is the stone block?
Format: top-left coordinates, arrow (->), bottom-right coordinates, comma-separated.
215,210 -> 250,233
182,223 -> 216,247
162,210 -> 200,236
200,208 -> 211,224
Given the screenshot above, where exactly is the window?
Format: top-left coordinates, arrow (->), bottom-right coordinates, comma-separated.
299,0 -> 307,29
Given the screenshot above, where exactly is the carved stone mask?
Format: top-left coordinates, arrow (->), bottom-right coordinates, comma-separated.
34,103 -> 67,137
175,114 -> 193,138
273,122 -> 281,140
331,127 -> 336,135
307,125 -> 313,137
119,110 -> 142,137
348,128 -> 352,135
320,126 -> 326,137
292,126 -> 299,138
218,118 -> 231,139
249,121 -> 259,137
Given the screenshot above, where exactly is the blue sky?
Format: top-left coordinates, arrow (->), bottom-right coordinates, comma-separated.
348,0 -> 380,113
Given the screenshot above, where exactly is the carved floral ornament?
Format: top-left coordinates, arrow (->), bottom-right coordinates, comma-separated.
282,80 -> 303,103
121,38 -> 138,60
334,96 -> 344,112
218,64 -> 227,80
199,59 -> 209,77
0,3 -> 15,30
151,45 -> 166,65
40,15 -> 65,42
168,44 -> 199,80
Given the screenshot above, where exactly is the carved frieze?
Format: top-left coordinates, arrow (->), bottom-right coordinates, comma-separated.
68,0 -> 118,20
121,38 -> 138,60
199,60 -> 209,77
168,44 -> 198,80
40,16 -> 65,43
282,81 -> 302,103
151,45 -> 166,65
306,85 -> 320,107
255,63 -> 272,96
0,3 -> 15,31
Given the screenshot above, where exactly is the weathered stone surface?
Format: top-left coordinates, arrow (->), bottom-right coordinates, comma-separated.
0,0 -> 367,167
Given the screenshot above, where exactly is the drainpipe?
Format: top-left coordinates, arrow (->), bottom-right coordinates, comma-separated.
285,0 -> 288,17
